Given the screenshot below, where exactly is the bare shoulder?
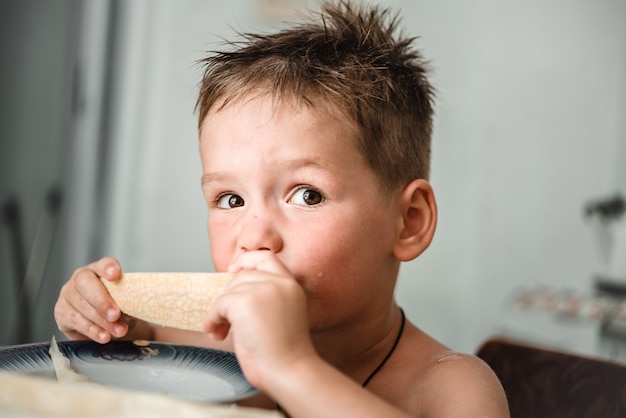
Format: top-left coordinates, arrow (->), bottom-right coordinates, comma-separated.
382,323 -> 509,417
420,350 -> 509,417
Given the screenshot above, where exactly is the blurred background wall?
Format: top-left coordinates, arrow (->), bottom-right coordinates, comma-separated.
1,0 -> 625,356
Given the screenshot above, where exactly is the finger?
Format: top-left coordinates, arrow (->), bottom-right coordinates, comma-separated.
75,290 -> 128,339
202,289 -> 240,340
204,275 -> 299,338
228,250 -> 290,276
90,256 -> 122,282
55,295 -> 124,343
72,266 -> 121,323
203,317 -> 231,341
68,289 -> 128,340
202,277 -> 248,340
65,265 -> 128,339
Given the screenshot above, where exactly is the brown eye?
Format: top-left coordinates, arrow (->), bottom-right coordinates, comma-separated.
216,194 -> 244,208
291,187 -> 324,206
302,190 -> 323,205
229,195 -> 244,207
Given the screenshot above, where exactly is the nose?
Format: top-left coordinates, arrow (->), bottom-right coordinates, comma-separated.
237,210 -> 284,253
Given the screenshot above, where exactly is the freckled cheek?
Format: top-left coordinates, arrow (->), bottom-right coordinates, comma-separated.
304,225 -> 386,297
295,243 -> 352,288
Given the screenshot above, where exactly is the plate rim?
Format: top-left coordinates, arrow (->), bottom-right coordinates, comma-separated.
0,339 -> 258,403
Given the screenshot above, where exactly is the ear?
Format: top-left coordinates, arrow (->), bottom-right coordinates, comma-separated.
392,179 -> 438,262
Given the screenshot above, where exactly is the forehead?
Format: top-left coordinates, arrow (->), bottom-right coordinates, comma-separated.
198,93 -> 373,176
200,92 -> 359,148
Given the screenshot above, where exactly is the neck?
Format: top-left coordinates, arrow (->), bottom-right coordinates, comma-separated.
310,304 -> 403,382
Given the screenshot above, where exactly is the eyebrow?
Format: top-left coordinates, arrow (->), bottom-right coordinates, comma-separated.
284,158 -> 326,171
201,157 -> 328,187
201,172 -> 233,187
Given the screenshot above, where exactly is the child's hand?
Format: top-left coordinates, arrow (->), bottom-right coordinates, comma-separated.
54,257 -> 129,343
202,250 -> 317,390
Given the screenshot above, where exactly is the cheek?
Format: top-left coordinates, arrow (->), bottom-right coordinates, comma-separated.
300,211 -> 395,284
210,243 -> 230,272
208,219 -> 234,272
295,230 -> 367,290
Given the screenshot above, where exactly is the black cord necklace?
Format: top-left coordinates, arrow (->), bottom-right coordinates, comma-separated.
362,307 -> 406,387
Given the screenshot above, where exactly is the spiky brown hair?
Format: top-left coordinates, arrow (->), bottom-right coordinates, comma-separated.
196,0 -> 435,189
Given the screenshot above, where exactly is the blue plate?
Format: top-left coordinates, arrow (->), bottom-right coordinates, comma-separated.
0,340 -> 257,403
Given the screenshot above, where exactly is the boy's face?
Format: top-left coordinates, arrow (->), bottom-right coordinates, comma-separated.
199,95 -> 402,331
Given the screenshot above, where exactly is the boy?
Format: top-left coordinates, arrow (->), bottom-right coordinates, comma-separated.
54,1 -> 509,416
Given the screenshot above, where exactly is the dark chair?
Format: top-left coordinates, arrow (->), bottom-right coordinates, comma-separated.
476,337 -> 626,418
